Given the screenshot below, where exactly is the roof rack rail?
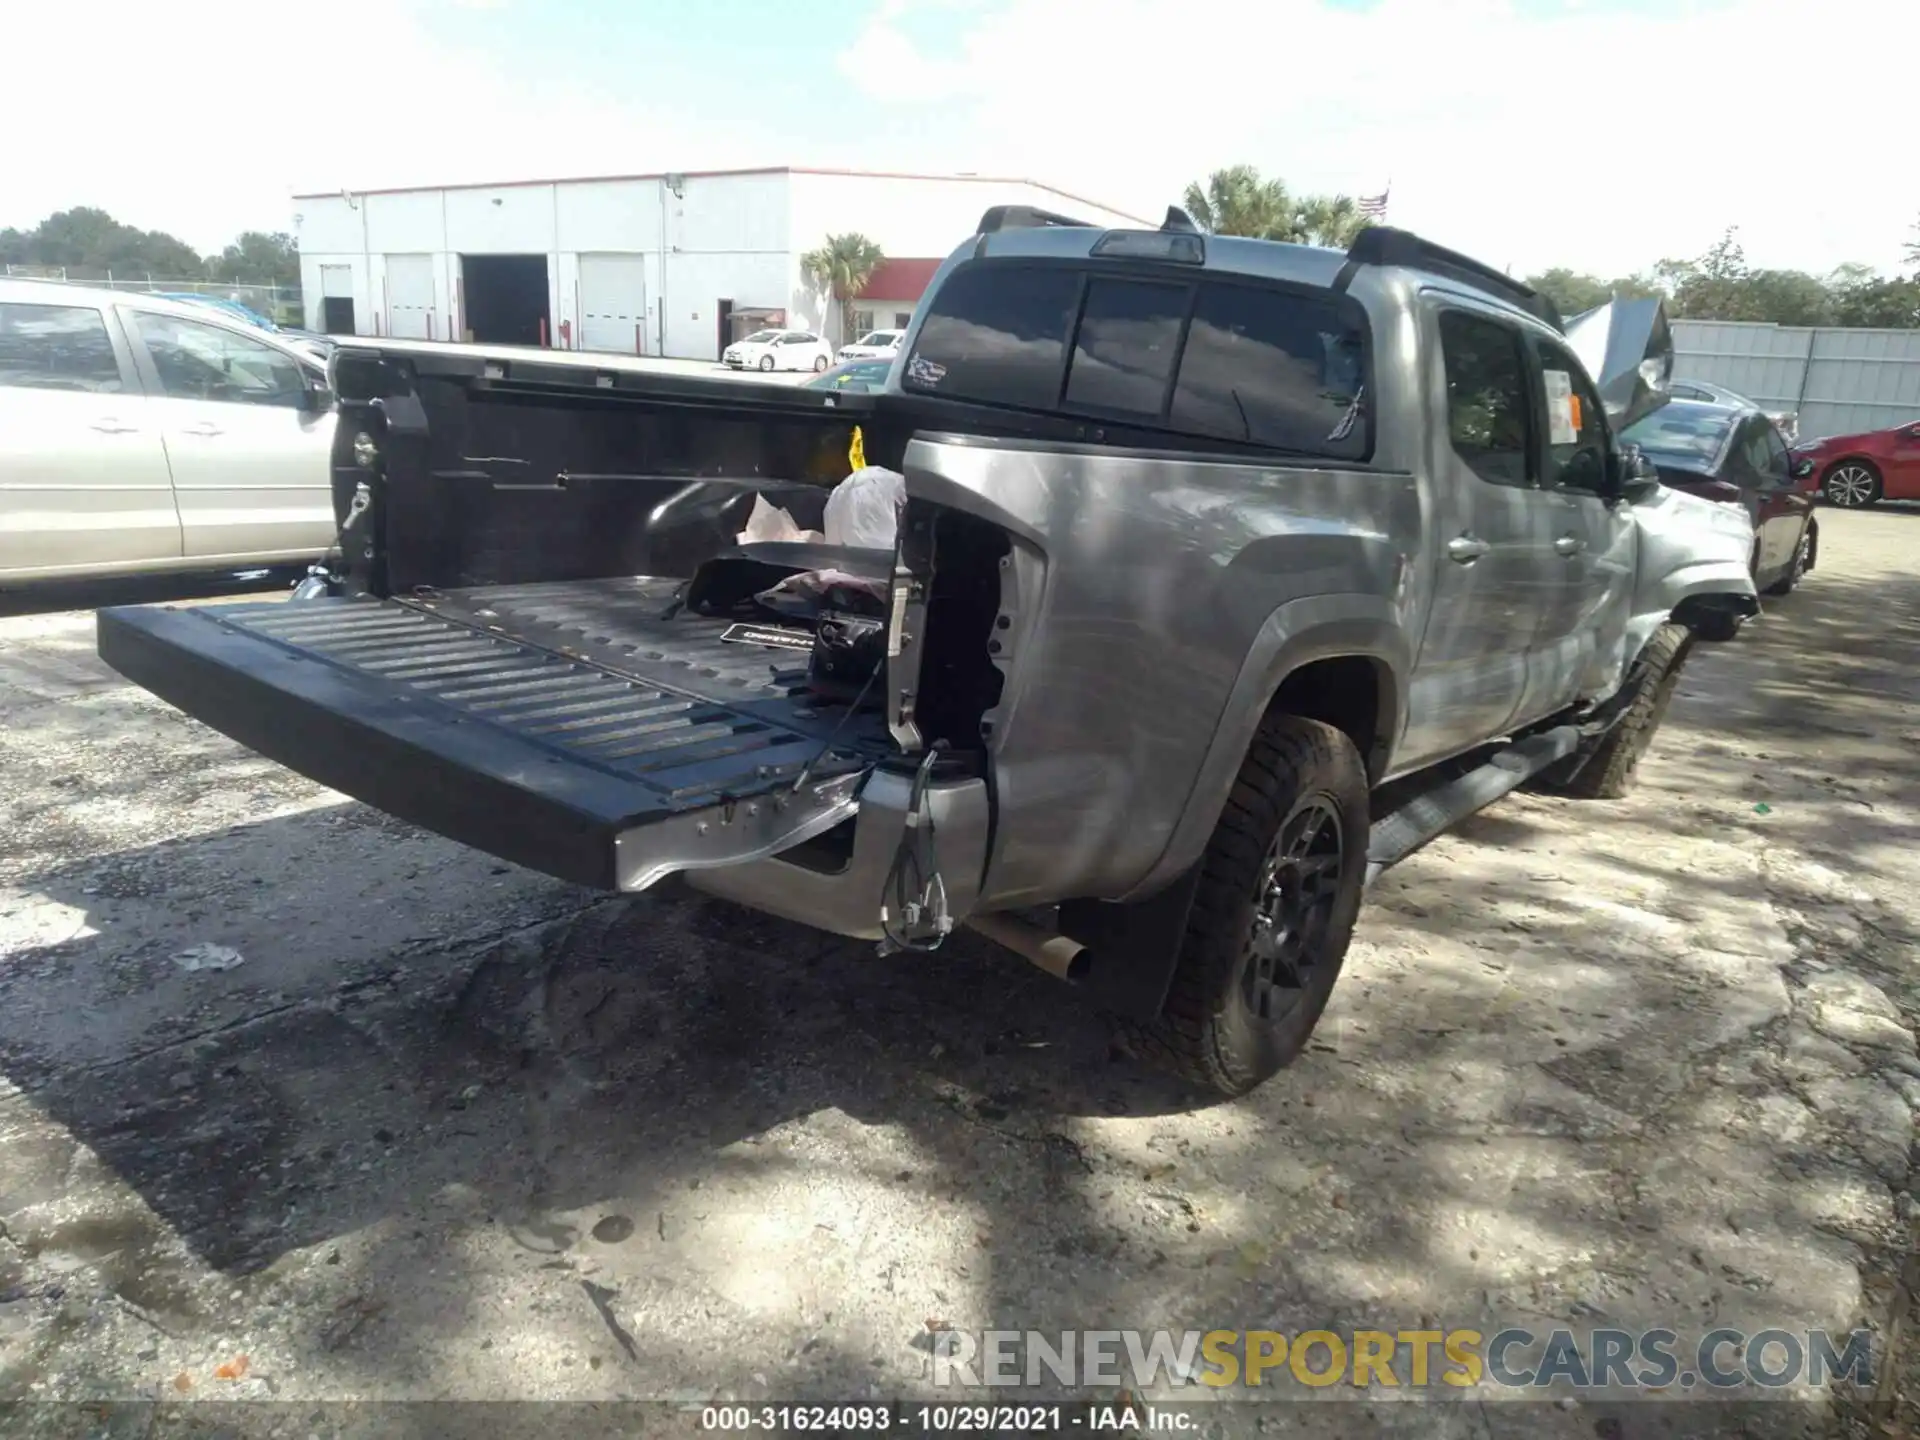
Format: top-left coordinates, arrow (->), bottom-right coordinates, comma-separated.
1345,226 -> 1564,332
976,204 -> 1096,234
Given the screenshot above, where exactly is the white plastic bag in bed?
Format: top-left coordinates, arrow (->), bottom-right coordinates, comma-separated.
823,466 -> 905,550
736,494 -> 824,546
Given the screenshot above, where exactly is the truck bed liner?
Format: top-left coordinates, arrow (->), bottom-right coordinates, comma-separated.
96,579 -> 890,891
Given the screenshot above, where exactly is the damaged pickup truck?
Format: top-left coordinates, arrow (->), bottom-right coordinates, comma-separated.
97,210 -> 1760,1095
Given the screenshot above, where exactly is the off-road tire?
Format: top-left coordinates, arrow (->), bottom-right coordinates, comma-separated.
1546,623 -> 1693,801
1123,715 -> 1369,1097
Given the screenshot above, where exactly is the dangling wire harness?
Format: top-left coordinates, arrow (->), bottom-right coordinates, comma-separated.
879,739 -> 952,955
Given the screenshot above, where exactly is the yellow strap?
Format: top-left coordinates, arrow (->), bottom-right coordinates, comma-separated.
848,425 -> 866,474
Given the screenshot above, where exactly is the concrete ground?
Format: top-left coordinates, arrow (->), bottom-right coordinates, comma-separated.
1,509 -> 1917,1438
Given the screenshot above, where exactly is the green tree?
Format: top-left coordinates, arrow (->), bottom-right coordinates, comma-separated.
209,230 -> 299,287
2,206 -> 205,280
1736,269 -> 1833,326
1904,215 -> 1920,271
1827,265 -> 1920,328
1525,268 -> 1614,318
1294,194 -> 1374,249
1181,165 -> 1295,240
1179,167 -> 1382,248
800,232 -> 886,345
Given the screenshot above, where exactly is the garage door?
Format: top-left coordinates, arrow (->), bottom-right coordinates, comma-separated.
577,253 -> 648,354
385,254 -> 436,340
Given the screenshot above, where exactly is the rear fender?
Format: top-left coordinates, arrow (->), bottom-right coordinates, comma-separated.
1119,593 -> 1409,903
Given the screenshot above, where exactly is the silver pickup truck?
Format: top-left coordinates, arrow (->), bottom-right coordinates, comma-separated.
96,208 -> 1759,1095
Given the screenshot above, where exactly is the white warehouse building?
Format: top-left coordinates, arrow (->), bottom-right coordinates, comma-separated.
292,166 -> 1147,361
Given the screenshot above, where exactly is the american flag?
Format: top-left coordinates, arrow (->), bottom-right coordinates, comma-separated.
1358,189 -> 1390,219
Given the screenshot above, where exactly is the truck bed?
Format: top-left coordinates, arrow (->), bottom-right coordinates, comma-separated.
97,579 -> 893,892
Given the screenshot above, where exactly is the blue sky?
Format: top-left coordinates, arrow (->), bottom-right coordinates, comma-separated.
4,0 -> 1913,280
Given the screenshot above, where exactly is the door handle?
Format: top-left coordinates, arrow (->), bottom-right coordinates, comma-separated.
1446,534 -> 1491,564
181,422 -> 224,437
90,419 -> 138,434
1554,534 -> 1585,556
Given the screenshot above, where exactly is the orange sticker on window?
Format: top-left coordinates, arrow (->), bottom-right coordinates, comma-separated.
1568,394 -> 1582,431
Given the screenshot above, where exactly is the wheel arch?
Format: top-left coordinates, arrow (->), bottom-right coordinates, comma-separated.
1822,454 -> 1883,492
1115,594 -> 1409,905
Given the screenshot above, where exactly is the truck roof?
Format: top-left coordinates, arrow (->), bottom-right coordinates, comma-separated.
962,205 -> 1564,334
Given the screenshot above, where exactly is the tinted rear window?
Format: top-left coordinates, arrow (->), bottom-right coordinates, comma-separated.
904,265 -> 1079,409
1063,277 -> 1186,418
905,261 -> 1370,459
1172,282 -> 1367,457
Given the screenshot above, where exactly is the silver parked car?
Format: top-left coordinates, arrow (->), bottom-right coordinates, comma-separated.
1666,378 -> 1798,444
0,278 -> 336,587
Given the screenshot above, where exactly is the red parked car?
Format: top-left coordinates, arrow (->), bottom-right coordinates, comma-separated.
1794,418 -> 1920,507
1619,399 -> 1819,596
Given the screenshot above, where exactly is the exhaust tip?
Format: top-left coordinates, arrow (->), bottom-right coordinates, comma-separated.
967,913 -> 1092,985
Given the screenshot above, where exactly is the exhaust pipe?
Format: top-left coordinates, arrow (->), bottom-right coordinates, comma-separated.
967,912 -> 1091,983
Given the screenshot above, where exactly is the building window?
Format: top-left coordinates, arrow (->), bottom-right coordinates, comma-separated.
851,309 -> 875,336
894,311 -> 912,329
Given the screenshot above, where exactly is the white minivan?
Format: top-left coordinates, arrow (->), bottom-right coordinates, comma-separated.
0,278 -> 337,587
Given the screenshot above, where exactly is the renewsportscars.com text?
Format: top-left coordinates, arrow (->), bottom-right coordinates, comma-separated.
930,1327 -> 1874,1392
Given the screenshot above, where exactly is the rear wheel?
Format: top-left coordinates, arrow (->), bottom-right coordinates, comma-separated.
1123,715 -> 1369,1097
813,354 -> 829,372
1823,461 -> 1881,507
1540,623 -> 1693,801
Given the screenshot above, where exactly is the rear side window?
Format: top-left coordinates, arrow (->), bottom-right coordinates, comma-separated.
906,261 -> 1373,459
904,265 -> 1079,408
1063,277 -> 1186,418
1439,310 -> 1532,487
0,302 -> 123,394
1171,283 -> 1369,457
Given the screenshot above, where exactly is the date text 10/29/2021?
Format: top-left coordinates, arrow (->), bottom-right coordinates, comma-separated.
700,1406 -> 1185,1432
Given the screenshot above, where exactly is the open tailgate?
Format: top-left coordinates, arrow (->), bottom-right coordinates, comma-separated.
96,594 -> 876,891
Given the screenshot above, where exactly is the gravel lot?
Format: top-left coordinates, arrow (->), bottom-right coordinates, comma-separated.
2,509 -> 1918,1438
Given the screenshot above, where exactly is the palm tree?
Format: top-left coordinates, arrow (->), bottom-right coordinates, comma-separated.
1181,166 -> 1295,240
800,233 -> 885,346
1296,194 -> 1374,250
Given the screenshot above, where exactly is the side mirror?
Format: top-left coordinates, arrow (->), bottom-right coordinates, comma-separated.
1610,442 -> 1661,501
297,377 -> 334,414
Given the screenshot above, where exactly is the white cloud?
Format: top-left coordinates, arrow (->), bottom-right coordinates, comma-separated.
0,0 -> 771,254
835,0 -> 1920,279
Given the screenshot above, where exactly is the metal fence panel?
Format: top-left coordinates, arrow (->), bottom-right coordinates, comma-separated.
0,268 -> 301,325
1672,318 -> 1920,440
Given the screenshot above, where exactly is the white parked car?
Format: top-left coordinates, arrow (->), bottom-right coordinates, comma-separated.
837,328 -> 904,362
0,278 -> 337,587
722,328 -> 834,373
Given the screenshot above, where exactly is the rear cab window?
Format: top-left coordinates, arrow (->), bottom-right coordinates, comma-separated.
903,260 -> 1372,461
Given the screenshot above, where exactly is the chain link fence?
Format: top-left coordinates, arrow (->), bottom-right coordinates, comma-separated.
1,266 -> 301,326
